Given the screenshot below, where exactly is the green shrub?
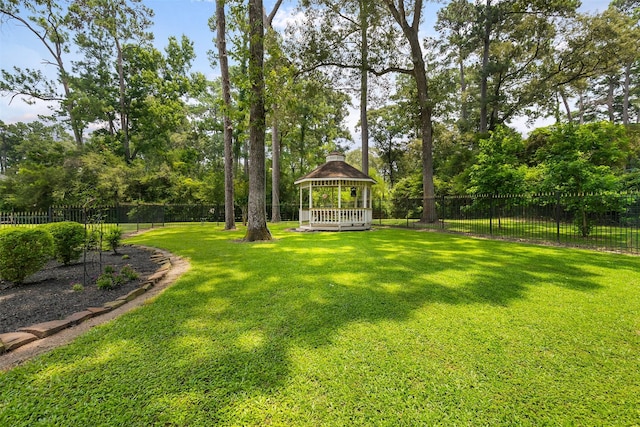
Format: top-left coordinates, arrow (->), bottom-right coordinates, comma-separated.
120,264 -> 139,280
112,274 -> 125,286
96,263 -> 135,290
43,221 -> 85,265
104,227 -> 123,254
72,283 -> 84,292
0,228 -> 54,283
96,273 -> 115,290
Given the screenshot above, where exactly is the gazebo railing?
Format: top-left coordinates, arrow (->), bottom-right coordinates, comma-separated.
301,208 -> 372,226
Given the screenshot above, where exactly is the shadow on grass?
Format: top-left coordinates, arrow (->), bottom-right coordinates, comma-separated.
2,225 -> 637,424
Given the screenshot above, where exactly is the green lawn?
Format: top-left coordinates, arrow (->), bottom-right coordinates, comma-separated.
1,223 -> 639,425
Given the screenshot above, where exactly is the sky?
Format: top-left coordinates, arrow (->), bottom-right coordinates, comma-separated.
0,0 -> 614,137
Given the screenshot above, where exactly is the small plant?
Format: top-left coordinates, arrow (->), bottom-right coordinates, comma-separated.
0,228 -> 54,284
96,273 -> 115,290
120,264 -> 139,280
96,264 -> 136,290
72,283 -> 84,292
104,227 -> 123,254
121,254 -> 130,260
112,274 -> 126,287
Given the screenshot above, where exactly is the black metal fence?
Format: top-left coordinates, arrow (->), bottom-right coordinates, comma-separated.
0,203 -> 301,230
2,192 -> 639,253
378,192 -> 640,254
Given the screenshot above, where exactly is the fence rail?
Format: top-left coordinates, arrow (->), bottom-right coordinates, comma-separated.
381,192 -> 640,254
2,192 -> 639,254
0,203 -> 300,230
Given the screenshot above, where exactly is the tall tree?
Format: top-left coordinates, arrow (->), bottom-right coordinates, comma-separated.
244,0 -> 271,241
367,104 -> 411,186
381,0 -> 437,222
476,0 -> 581,132
263,1 -> 285,223
294,0 -> 398,175
0,0 -> 85,147
69,0 -> 154,163
435,0 -> 477,132
585,6 -> 640,124
212,0 -> 236,230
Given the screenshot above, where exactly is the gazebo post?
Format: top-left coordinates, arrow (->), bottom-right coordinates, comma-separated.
299,185 -> 303,228
364,186 -> 368,209
338,182 -> 342,230
308,182 -> 313,226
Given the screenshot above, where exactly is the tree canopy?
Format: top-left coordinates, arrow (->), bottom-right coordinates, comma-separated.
0,0 -> 638,218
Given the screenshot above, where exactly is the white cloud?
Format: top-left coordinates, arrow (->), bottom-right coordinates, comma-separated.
0,96 -> 56,124
271,7 -> 306,31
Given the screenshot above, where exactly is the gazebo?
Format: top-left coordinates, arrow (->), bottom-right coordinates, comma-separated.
295,152 -> 376,231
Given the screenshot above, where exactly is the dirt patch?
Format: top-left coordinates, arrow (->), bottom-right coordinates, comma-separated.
0,245 -> 159,335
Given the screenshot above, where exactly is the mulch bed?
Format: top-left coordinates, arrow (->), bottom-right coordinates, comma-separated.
0,245 -> 160,335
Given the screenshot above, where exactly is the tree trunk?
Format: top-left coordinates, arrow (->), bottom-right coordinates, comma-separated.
245,0 -> 272,242
383,0 -> 437,223
115,38 -> 130,163
216,0 -> 236,230
264,5 -> 284,224
406,33 -> 437,223
560,89 -> 573,122
622,62 -> 631,125
0,133 -> 6,174
479,0 -> 492,133
360,0 -> 369,175
59,68 -> 84,148
607,75 -> 615,122
271,110 -> 281,223
458,47 -> 469,130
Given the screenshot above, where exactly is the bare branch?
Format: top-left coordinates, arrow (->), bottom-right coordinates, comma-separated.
412,0 -> 423,32
266,0 -> 284,28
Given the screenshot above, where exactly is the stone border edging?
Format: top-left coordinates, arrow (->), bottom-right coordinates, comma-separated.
0,246 -> 173,355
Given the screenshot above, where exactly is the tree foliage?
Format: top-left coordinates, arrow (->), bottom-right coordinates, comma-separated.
1,0 -> 638,223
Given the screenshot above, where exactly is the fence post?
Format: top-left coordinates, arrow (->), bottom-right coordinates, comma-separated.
406,198 -> 410,228
555,192 -> 561,242
489,194 -> 494,236
441,195 -> 446,230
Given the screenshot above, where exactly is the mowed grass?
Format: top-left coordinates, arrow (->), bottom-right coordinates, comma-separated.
1,223 -> 639,425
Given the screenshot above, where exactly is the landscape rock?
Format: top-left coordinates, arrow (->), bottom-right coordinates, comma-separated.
19,319 -> 72,338
103,299 -> 127,310
147,270 -> 167,283
64,310 -> 94,326
117,287 -> 146,302
87,306 -> 112,316
0,332 -> 38,351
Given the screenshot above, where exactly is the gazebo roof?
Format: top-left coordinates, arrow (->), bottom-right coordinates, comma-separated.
294,152 -> 376,184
